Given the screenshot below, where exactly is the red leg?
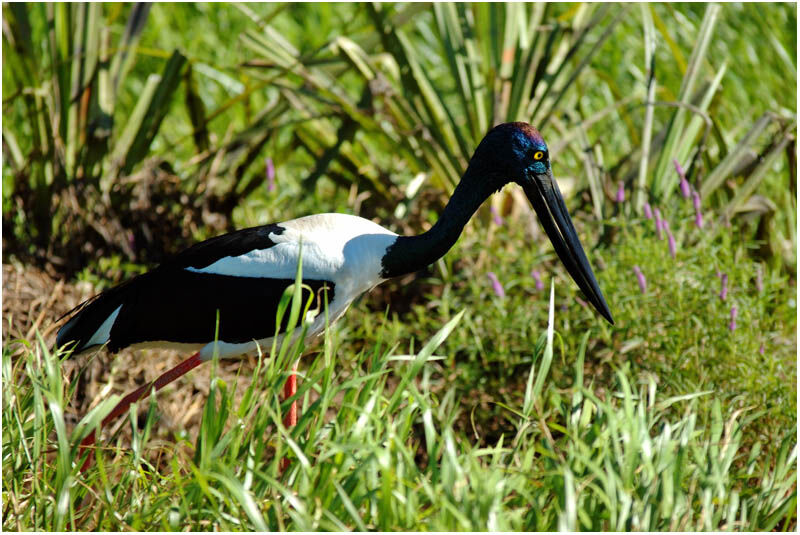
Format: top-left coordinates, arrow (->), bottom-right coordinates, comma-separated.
282,361 -> 299,427
78,351 -> 204,472
280,361 -> 299,471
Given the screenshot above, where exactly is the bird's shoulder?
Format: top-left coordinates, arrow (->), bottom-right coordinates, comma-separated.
163,223 -> 286,270
280,213 -> 397,241
161,214 -> 396,271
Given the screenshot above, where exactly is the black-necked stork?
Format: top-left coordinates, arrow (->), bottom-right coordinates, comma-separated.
57,122 -> 613,466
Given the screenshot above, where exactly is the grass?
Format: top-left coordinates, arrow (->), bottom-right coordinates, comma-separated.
346,185 -> 796,450
4,4 -> 795,278
3,198 -> 797,530
3,268 -> 795,530
2,3 -> 796,531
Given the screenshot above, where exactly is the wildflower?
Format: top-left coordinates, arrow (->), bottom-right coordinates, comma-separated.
487,272 -> 505,298
490,205 -> 504,226
694,209 -> 703,229
719,273 -> 728,301
674,159 -> 691,198
615,181 -> 625,203
692,191 -> 703,228
633,265 -> 647,293
759,343 -> 765,355
643,202 -> 653,219
729,306 -> 738,331
667,230 -> 677,259
266,158 -> 276,192
654,208 -> 663,239
530,269 -> 544,291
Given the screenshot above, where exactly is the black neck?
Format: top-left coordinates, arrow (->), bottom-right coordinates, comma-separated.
381,166 -> 496,278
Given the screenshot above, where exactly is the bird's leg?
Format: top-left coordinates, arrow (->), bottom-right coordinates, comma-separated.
78,351 -> 204,472
282,361 -> 299,427
280,360 -> 299,471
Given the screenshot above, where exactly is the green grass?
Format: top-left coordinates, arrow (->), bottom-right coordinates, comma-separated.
2,3 -> 796,531
3,204 -> 797,530
341,187 -> 796,450
3,263 -> 795,530
4,3 -> 795,277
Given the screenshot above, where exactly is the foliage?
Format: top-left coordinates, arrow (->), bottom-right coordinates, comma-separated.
2,4 -> 796,277
2,4 -> 283,276
238,3 -> 795,272
341,167 -> 796,455
3,281 -> 796,530
3,4 -> 185,271
2,3 -> 796,531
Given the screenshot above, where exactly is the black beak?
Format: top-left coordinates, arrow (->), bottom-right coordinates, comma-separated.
522,169 -> 614,325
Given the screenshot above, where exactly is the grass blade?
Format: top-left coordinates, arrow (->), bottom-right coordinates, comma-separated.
636,4 -> 657,212
651,4 -> 720,200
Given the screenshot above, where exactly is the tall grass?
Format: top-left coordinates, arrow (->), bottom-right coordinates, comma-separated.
3,282 -> 795,530
4,4 -> 794,278
2,3 -> 796,531
3,5 -> 185,256
236,3 -> 795,271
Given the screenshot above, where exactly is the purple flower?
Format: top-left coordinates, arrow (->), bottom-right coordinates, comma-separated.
490,206 -> 504,226
654,208 -> 663,239
633,265 -> 647,293
667,231 -> 677,259
729,306 -> 738,331
673,158 -> 685,176
719,273 -> 729,301
692,191 -> 703,228
643,202 -> 653,219
680,180 -> 691,199
531,269 -> 544,291
266,158 -> 276,192
759,344 -> 765,355
487,272 -> 505,298
674,159 -> 691,198
615,181 -> 625,203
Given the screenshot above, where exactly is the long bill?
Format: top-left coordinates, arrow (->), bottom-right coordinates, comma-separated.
522,169 -> 614,325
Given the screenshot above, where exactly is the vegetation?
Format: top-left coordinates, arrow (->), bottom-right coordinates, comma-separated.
2,3 -> 796,531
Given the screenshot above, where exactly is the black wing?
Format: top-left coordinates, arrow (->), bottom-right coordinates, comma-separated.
163,223 -> 286,269
55,223 -> 335,355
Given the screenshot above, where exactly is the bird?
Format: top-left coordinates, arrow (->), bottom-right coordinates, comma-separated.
57,122 -> 613,467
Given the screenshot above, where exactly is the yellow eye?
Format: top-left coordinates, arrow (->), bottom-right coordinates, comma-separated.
533,151 -> 544,160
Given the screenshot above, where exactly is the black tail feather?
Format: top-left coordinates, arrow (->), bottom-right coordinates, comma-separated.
55,275 -> 146,355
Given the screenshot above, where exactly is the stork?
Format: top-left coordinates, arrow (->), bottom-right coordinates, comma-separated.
57,122 -> 613,467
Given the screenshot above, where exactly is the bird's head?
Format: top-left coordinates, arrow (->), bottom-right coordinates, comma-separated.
471,122 -> 614,325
